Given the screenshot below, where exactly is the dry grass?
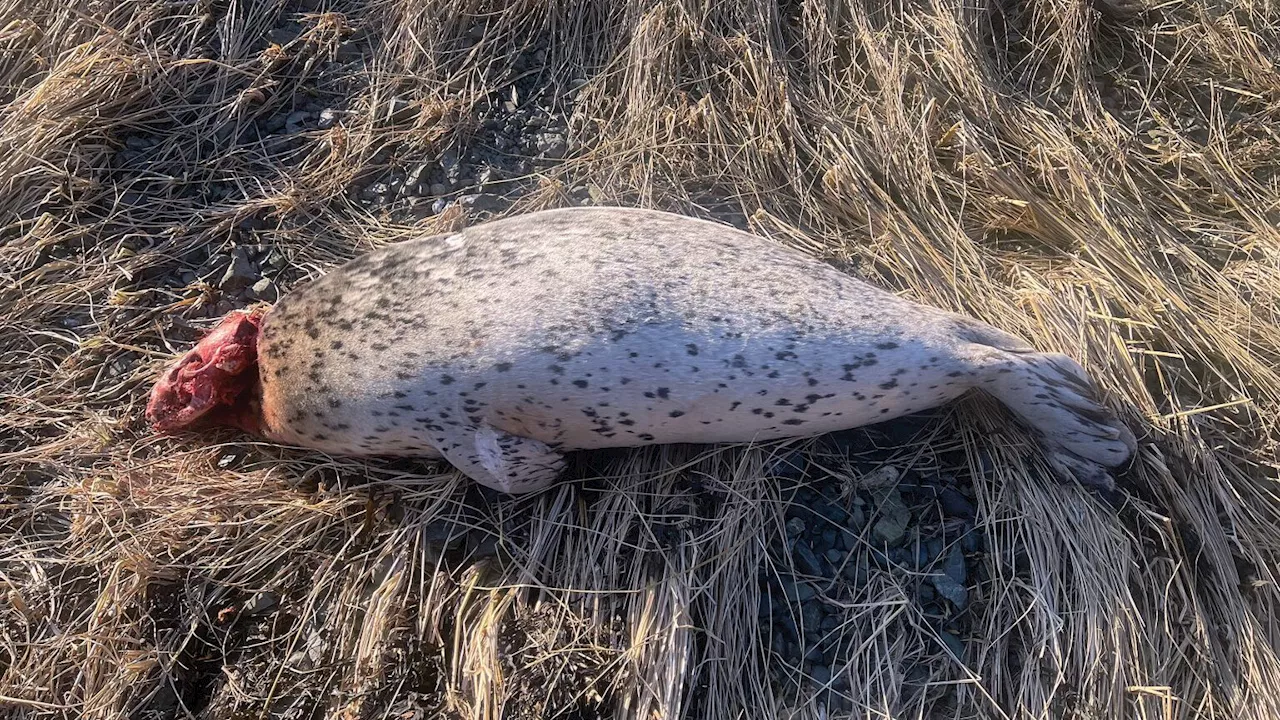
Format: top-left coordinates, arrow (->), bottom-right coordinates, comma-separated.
3,0 -> 1280,717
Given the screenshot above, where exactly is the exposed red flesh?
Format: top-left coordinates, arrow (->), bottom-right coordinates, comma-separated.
146,307 -> 268,435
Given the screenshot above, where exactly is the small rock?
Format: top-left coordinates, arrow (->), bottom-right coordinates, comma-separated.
124,135 -> 151,150
458,193 -> 505,213
926,538 -> 945,564
862,465 -> 901,488
841,555 -> 869,585
804,645 -> 825,664
801,603 -> 822,630
536,132 -> 568,159
811,665 -> 831,685
961,530 -> 983,554
872,490 -> 910,546
218,248 -> 257,292
847,505 -> 866,530
785,580 -> 816,604
317,108 -> 340,129
387,96 -> 414,122
917,583 -> 936,604
428,183 -> 448,196
407,196 -> 435,217
264,251 -> 288,270
820,528 -> 837,548
792,540 -> 824,576
940,487 -> 976,518
943,546 -> 967,585
250,278 -> 277,300
939,631 -> 965,659
285,110 -> 311,133
264,113 -> 287,133
824,548 -> 845,565
930,573 -> 968,610
243,592 -> 277,614
785,517 -> 806,538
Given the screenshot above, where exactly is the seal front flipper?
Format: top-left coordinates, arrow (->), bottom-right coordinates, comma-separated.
434,423 -> 566,494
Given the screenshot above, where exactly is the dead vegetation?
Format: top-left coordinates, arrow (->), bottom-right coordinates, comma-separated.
2,0 -> 1280,717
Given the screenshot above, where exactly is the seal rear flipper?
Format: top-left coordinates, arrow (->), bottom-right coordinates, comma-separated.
977,350 -> 1136,483
434,423 -> 566,494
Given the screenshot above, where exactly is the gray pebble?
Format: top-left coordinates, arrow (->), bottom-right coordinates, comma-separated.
387,96 -> 413,121
429,183 -> 448,196
847,505 -> 866,530
218,248 -> 257,292
811,665 -> 831,685
939,631 -> 965,659
317,108 -> 340,129
841,557 -> 869,586
536,132 -> 568,159
943,546 -> 967,585
250,278 -> 278,300
930,573 -> 968,610
785,517 -> 806,538
815,501 -> 849,526
872,490 -> 910,545
926,538 -> 945,564
874,514 -> 908,546
458,193 -> 505,213
792,540 -> 824,576
918,583 -> 936,603
940,487 -> 977,518
785,581 -> 816,604
243,592 -> 277,614
824,548 -> 845,564
285,110 -> 311,133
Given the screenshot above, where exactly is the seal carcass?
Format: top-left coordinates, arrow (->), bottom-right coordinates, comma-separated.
146,207 -> 1136,493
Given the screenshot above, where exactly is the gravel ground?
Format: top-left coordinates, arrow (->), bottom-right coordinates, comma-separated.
757,417 -> 989,712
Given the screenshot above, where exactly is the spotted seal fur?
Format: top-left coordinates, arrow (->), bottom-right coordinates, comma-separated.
146,206 -> 1136,493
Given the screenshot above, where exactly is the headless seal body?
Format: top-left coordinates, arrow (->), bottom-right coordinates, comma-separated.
150,207 -> 1135,493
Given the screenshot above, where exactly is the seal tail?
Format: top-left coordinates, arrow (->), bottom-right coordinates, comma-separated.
972,342 -> 1136,490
